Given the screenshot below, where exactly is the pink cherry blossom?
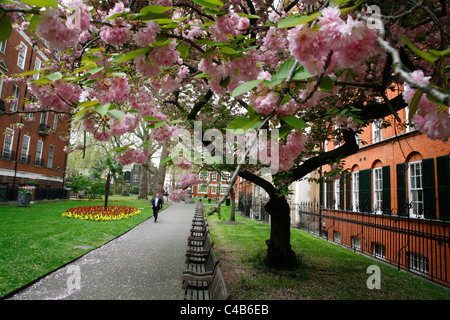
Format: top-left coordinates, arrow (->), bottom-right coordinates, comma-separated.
36,8 -> 78,51
133,20 -> 161,47
179,173 -> 202,188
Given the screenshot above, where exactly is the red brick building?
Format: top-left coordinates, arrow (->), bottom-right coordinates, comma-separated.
317,101 -> 450,286
0,28 -> 69,202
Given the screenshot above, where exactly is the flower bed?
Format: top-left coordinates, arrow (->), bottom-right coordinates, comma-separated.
62,205 -> 141,221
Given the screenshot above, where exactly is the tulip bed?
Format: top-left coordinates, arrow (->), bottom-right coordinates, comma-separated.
62,205 -> 141,221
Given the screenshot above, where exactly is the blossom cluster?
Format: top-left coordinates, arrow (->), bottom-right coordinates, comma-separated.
116,147 -> 149,165
288,7 -> 379,75
169,189 -> 189,202
179,173 -> 202,189
402,70 -> 450,140
62,205 -> 141,221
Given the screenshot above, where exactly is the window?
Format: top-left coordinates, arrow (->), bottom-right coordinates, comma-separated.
220,185 -> 228,194
408,252 -> 429,275
35,140 -> 43,166
352,171 -> 359,211
372,242 -> 386,259
10,84 -> 20,112
352,236 -> 361,251
52,114 -> 58,129
2,128 -> 14,159
373,168 -> 383,213
334,179 -> 340,210
200,171 -> 208,180
210,185 -> 217,194
333,231 -> 341,244
33,57 -> 41,80
132,173 -> 139,182
40,112 -> 49,125
211,172 -> 217,181
20,135 -> 30,163
198,184 -> 208,194
408,161 -> 423,217
0,40 -> 6,54
372,119 -> 383,143
17,42 -> 28,69
47,144 -> 54,168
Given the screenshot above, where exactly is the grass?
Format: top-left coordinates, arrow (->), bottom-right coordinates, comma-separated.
0,195 -> 162,297
1,197 -> 448,300
205,205 -> 450,300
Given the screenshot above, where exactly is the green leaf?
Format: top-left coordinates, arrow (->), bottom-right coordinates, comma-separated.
193,0 -> 223,9
279,116 -> 307,131
319,76 -> 334,93
16,69 -> 40,77
429,47 -> 450,57
278,11 -> 321,29
45,72 -> 63,81
143,115 -> 163,122
108,109 -> 125,120
177,43 -> 190,59
140,5 -> 173,14
0,14 -> 12,42
94,103 -> 111,117
111,47 -> 152,64
231,80 -> 262,97
20,0 -> 58,7
402,35 -> 440,63
408,89 -> 423,122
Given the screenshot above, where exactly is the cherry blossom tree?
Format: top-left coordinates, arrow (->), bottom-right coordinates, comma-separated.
0,0 -> 448,268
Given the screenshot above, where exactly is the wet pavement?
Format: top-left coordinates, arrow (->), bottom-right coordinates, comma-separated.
7,202 -> 195,300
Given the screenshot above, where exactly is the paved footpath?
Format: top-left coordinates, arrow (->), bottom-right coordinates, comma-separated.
8,202 -> 196,300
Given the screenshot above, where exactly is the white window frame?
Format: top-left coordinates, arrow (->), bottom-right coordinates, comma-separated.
352,171 -> 359,212
17,42 -> 28,69
373,242 -> 386,259
333,231 -> 341,244
408,161 -> 423,218
0,40 -> 7,54
52,113 -> 58,129
47,144 -> 54,168
33,57 -> 41,80
373,168 -> 383,214
352,236 -> 361,251
2,128 -> 14,158
20,134 -> 30,162
334,179 -> 340,210
211,172 -> 217,181
35,140 -> 43,165
372,119 -> 383,143
408,252 -> 429,275
10,84 -> 20,112
197,184 -> 208,194
132,173 -> 139,183
40,111 -> 49,125
220,184 -> 228,195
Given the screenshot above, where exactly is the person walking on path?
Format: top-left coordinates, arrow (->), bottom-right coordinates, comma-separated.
151,193 -> 163,222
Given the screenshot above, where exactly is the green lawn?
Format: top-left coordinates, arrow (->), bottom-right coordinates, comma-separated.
205,205 -> 450,300
1,198 -> 449,300
0,196 -> 159,297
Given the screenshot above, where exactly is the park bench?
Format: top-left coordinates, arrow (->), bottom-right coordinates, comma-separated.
181,207 -> 230,300
182,262 -> 230,300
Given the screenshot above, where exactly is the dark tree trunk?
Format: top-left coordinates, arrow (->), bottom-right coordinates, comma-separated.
264,196 -> 296,269
104,173 -> 111,210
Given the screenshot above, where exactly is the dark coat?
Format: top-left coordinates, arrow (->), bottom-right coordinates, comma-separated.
151,197 -> 163,210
